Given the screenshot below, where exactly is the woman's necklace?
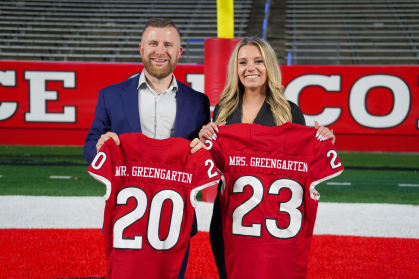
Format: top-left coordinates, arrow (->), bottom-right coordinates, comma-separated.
242,96 -> 265,124
241,111 -> 256,124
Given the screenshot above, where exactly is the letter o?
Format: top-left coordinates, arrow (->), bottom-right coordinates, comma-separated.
349,75 -> 410,128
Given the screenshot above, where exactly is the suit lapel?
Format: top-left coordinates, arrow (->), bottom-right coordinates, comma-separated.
122,74 -> 142,133
173,82 -> 191,138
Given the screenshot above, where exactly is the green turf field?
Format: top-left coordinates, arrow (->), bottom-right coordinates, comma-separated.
1,145 -> 418,204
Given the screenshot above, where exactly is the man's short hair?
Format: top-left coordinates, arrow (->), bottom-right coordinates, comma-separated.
143,18 -> 181,37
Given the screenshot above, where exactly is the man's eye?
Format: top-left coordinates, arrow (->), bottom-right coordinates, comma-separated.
166,44 -> 172,47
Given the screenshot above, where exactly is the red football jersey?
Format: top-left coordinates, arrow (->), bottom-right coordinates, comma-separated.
207,122 -> 344,279
87,133 -> 220,279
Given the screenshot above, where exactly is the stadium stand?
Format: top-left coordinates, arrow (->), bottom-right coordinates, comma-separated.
2,0 -> 418,65
279,0 -> 419,65
0,0 -> 252,63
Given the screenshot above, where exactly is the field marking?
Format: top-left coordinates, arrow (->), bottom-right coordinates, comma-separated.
49,176 -> 72,179
2,197 -> 419,239
0,175 -> 2,178
327,182 -> 351,186
399,184 -> 419,187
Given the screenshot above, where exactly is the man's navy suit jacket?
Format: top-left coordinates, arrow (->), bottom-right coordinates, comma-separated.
83,73 -> 211,236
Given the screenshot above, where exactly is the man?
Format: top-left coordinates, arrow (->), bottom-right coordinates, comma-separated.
83,18 -> 209,278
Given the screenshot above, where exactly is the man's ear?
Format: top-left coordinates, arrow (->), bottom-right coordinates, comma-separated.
178,46 -> 183,59
139,44 -> 143,55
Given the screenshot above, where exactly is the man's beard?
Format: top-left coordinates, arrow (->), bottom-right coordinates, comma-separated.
143,56 -> 177,79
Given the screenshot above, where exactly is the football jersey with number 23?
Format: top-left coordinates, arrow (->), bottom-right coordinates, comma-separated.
207,122 -> 344,279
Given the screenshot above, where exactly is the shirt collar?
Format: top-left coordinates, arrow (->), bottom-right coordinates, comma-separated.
137,70 -> 178,93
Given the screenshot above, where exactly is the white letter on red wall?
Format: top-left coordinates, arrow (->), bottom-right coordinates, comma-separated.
284,75 -> 341,126
24,71 -> 76,122
349,75 -> 410,128
0,70 -> 18,121
186,74 -> 204,93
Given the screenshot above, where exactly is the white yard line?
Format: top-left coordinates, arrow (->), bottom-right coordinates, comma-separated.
0,196 -> 104,229
1,196 -> 418,239
49,176 -> 72,179
314,202 -> 419,238
326,182 -> 351,186
399,184 -> 419,187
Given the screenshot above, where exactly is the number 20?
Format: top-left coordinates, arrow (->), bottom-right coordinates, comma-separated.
113,187 -> 184,251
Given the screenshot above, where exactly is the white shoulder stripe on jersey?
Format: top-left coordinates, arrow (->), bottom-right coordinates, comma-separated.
88,171 -> 112,201
190,180 -> 220,208
309,170 -> 343,201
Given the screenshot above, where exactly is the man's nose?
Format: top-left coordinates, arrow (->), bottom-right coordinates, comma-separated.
155,44 -> 165,55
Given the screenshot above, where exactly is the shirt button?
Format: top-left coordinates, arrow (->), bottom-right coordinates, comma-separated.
157,96 -> 160,100
157,136 -> 161,139
157,115 -> 160,118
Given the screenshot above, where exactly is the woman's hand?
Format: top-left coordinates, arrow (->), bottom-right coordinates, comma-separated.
314,120 -> 336,145
199,121 -> 226,143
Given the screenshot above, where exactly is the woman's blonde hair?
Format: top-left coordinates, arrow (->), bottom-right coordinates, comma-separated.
215,37 -> 292,126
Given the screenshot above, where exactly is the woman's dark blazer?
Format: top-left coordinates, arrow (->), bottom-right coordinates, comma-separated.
210,98 -> 306,279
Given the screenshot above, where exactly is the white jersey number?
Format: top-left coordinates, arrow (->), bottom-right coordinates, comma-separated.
204,139 -> 213,150
91,151 -> 106,170
113,187 -> 184,250
114,187 -> 147,249
232,176 -> 304,239
205,159 -> 218,178
327,150 -> 342,169
232,176 -> 263,237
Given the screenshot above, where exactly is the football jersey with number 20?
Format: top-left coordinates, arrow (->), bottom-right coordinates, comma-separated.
88,133 -> 220,279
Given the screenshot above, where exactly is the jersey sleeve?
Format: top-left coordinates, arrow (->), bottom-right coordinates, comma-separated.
309,140 -> 344,200
87,141 -> 113,200
189,150 -> 220,207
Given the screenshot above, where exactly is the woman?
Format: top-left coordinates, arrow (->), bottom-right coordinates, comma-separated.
198,37 -> 335,278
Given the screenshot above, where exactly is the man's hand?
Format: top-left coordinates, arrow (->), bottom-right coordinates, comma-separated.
190,138 -> 207,153
96,132 -> 120,152
314,120 -> 336,145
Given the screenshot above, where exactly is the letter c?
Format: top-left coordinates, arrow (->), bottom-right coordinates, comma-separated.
284,75 -> 342,126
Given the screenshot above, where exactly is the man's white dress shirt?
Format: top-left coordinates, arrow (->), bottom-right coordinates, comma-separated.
138,71 -> 177,139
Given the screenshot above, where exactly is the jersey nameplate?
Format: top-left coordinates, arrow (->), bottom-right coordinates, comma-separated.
113,163 -> 193,184
227,152 -> 308,174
